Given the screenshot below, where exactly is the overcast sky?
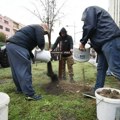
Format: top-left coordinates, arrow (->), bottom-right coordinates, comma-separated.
0,0 -> 109,43
0,0 -> 109,25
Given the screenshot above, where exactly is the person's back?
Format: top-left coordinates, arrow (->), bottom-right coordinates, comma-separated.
7,24 -> 45,51
81,6 -> 120,52
6,24 -> 48,101
80,6 -> 120,98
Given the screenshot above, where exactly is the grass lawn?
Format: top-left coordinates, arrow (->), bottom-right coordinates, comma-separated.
0,61 -> 119,120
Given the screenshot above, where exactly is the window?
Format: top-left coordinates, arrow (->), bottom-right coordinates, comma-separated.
4,20 -> 9,24
5,27 -> 10,32
0,25 -> 3,29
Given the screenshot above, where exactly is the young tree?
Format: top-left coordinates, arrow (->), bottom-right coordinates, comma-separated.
25,0 -> 67,48
25,0 -> 68,81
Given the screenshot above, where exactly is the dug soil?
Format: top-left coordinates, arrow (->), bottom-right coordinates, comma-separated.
42,80 -> 92,95
97,89 -> 120,99
42,80 -> 120,99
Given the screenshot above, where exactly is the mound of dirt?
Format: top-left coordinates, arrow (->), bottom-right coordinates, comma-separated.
42,81 -> 92,95
97,89 -> 120,99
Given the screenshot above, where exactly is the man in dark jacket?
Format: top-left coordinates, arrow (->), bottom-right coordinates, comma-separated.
6,24 -> 49,100
79,6 -> 120,97
51,27 -> 75,82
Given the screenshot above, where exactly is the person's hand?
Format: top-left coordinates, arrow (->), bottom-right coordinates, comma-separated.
79,43 -> 85,51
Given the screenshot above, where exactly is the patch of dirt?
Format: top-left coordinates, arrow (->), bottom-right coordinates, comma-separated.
42,80 -> 92,95
97,89 -> 120,99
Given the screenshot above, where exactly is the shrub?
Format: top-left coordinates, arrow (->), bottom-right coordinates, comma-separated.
0,32 -> 6,43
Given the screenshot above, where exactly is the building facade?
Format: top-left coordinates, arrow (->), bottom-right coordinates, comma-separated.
0,14 -> 24,39
109,0 -> 120,27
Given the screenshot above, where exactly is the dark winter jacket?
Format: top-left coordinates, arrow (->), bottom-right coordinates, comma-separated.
80,6 -> 120,53
52,27 -> 73,57
7,24 -> 45,51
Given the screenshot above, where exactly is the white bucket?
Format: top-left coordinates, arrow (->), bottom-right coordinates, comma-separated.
73,44 -> 90,62
34,49 -> 51,62
0,92 -> 10,120
95,88 -> 120,120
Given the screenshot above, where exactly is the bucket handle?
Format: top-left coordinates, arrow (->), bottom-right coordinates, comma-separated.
96,98 -> 104,106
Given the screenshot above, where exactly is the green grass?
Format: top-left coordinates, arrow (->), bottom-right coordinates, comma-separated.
0,61 -> 119,120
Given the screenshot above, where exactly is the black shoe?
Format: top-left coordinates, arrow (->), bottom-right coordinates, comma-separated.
25,95 -> 42,101
106,72 -> 112,76
82,90 -> 96,99
110,72 -> 120,80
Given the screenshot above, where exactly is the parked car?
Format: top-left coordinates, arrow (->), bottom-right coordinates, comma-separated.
0,42 -> 9,68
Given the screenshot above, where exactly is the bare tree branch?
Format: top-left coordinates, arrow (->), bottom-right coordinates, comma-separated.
24,0 -> 67,41
23,7 -> 42,20
30,1 -> 43,22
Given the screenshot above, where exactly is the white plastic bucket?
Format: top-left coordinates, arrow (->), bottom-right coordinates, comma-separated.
95,88 -> 120,120
34,49 -> 51,62
0,92 -> 10,120
73,44 -> 90,62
